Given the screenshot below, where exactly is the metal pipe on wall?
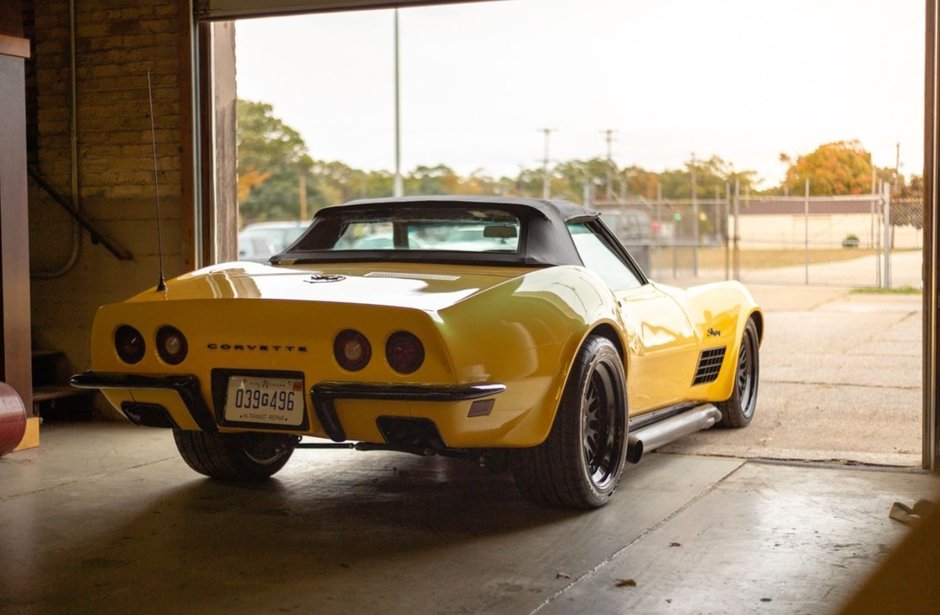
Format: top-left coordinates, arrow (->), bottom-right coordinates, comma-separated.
31,0 -> 82,279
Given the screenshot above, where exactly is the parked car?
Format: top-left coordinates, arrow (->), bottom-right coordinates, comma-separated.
72,197 -> 762,509
238,221 -> 309,262
601,208 -> 653,272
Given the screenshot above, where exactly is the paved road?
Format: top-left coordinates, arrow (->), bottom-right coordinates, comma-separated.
660,283 -> 923,466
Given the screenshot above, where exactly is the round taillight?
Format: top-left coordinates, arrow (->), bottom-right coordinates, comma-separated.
156,326 -> 188,365
386,331 -> 424,375
115,325 -> 145,364
334,329 -> 371,371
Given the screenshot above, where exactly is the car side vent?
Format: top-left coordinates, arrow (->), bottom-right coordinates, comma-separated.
692,347 -> 727,386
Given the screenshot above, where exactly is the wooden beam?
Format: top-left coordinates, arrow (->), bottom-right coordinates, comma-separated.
0,34 -> 29,60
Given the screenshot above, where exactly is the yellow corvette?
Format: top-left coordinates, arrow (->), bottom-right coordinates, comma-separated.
72,196 -> 762,508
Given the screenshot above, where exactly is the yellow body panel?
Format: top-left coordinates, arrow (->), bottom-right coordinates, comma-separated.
85,261 -> 761,449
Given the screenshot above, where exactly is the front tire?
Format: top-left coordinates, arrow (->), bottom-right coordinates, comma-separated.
173,430 -> 297,480
513,335 -> 628,508
718,318 -> 760,428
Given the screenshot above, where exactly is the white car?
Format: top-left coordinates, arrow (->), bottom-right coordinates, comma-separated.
238,221 -> 309,262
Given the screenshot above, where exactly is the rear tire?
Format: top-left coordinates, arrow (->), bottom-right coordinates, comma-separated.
718,318 -> 760,428
173,430 -> 297,480
513,335 -> 628,508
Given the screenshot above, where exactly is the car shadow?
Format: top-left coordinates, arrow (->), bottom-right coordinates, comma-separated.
18,451 -> 587,613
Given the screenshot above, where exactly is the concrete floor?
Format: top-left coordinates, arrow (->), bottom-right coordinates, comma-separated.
2,422 -> 938,614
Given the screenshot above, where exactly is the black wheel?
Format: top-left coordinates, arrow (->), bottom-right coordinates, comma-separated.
513,335 -> 628,508
718,318 -> 760,428
173,430 -> 297,480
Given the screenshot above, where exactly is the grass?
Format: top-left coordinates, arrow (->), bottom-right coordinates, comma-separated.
851,285 -> 922,295
650,247 -> 915,270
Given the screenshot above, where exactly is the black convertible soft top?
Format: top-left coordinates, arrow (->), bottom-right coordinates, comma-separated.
340,195 -> 599,223
274,196 -> 603,268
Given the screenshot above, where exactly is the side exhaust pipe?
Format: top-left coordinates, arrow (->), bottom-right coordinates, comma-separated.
627,404 -> 722,464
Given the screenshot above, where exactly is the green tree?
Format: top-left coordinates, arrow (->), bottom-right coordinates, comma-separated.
456,170 -> 501,196
404,164 -> 461,195
780,140 -> 873,195
554,158 -> 612,202
309,160 -> 395,205
237,99 -> 314,224
237,97 -> 775,219
656,156 -> 756,200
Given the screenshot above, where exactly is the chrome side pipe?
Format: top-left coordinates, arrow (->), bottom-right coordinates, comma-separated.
627,404 -> 722,464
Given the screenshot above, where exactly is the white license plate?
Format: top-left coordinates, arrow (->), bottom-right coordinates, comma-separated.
223,375 -> 305,427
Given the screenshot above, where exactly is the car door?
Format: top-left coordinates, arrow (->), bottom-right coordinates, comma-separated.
568,222 -> 698,414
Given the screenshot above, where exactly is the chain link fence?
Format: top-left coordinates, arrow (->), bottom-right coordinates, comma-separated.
596,190 -> 923,289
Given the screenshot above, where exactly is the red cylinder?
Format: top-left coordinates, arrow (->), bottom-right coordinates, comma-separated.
0,381 -> 27,456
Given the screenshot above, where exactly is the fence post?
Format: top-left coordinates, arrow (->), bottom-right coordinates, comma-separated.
724,182 -> 730,281
654,190 -> 662,275
870,193 -> 877,287
883,182 -> 892,289
733,179 -> 740,280
804,178 -> 810,285
617,175 -> 627,238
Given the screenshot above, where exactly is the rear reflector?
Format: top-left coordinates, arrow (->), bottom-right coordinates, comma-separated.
467,399 -> 495,418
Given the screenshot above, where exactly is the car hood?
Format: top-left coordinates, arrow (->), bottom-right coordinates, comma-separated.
126,261 -> 538,313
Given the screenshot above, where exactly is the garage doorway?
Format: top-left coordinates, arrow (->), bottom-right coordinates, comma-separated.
193,0 -> 939,469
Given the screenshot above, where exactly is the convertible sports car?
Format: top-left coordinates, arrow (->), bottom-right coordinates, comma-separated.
72,196 -> 762,508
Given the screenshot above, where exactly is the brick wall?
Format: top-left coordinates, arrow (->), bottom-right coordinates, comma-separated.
28,0 -> 192,372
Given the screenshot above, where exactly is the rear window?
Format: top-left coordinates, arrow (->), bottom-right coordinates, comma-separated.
300,207 -> 522,253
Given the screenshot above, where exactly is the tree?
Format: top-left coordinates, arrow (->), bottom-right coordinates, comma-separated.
237,99 -> 314,224
622,166 -> 661,200
405,164 -> 461,195
236,97 -> 776,218
780,140 -> 873,195
237,168 -> 271,205
554,158 -> 612,202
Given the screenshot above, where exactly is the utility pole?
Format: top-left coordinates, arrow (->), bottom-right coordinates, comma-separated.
393,9 -> 403,198
895,141 -> 901,195
603,129 -> 616,201
691,152 -> 699,276
540,128 -> 556,200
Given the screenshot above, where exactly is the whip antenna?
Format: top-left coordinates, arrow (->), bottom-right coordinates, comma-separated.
147,69 -> 167,292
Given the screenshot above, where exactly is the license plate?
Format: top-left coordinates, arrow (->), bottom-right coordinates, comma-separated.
223,375 -> 305,427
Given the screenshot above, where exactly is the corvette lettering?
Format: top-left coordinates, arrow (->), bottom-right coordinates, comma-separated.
207,343 -> 308,352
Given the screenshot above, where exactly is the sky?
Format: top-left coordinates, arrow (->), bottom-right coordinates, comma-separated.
234,0 -> 925,188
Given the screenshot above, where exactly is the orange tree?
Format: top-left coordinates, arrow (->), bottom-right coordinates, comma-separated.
780,140 -> 873,195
